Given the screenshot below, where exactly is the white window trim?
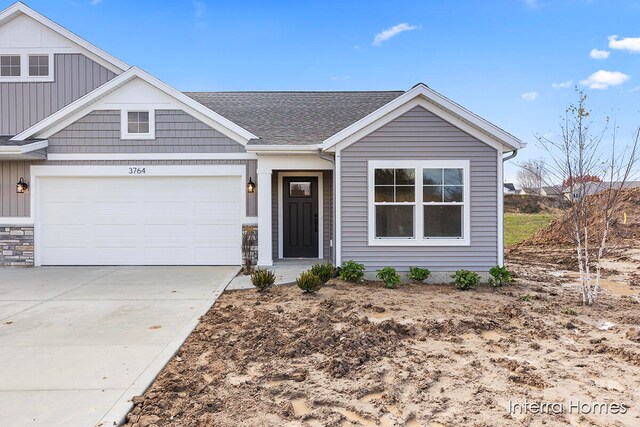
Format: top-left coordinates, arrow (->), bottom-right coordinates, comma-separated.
121,109 -> 156,140
367,160 -> 471,246
0,52 -> 54,82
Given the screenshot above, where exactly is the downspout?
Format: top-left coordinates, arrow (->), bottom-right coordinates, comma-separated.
498,149 -> 517,267
318,148 -> 336,264
502,150 -> 518,162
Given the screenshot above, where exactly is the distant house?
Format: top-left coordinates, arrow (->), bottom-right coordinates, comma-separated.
503,183 -> 525,195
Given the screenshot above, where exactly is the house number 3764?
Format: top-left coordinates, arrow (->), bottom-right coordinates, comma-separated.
128,167 -> 146,175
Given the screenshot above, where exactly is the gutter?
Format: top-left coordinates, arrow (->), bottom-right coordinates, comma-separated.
502,150 -> 518,162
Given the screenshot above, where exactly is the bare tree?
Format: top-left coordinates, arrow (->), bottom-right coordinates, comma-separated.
517,158 -> 546,194
538,90 -> 639,305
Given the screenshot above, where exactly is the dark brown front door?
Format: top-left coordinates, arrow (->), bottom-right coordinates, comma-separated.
283,176 -> 319,258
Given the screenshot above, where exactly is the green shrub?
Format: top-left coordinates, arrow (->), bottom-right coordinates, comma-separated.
296,270 -> 323,293
488,266 -> 513,287
451,269 -> 480,290
408,267 -> 431,282
563,307 -> 577,315
519,294 -> 531,302
339,260 -> 365,282
376,267 -> 401,289
251,268 -> 275,292
310,262 -> 336,284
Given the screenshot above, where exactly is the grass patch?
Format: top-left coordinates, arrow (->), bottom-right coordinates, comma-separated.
504,213 -> 558,246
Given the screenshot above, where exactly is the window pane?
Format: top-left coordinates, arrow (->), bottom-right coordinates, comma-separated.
395,185 -> 415,202
290,182 -> 311,198
376,205 -> 414,238
0,56 -> 8,66
128,112 -> 138,124
29,56 -> 38,66
29,66 -> 39,76
138,122 -> 150,134
423,186 -> 443,202
0,68 -> 8,77
138,111 -> 150,123
395,168 -> 415,185
424,205 -> 463,238
374,186 -> 394,202
128,122 -> 138,133
375,169 -> 394,185
444,185 -> 463,202
444,168 -> 463,185
40,56 -> 49,66
423,169 -> 442,185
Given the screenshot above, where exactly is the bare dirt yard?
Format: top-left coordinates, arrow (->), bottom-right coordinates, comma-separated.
125,260 -> 640,427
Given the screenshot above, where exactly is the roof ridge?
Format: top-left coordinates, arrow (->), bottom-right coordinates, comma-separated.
184,90 -> 406,94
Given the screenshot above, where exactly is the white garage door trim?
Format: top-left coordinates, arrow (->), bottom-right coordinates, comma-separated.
31,165 -> 246,266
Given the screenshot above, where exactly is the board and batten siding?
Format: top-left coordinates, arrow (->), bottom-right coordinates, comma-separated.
48,110 -> 245,153
0,54 -> 116,135
0,159 -> 257,218
340,106 -> 499,272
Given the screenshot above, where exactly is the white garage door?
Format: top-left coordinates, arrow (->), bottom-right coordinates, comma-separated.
37,176 -> 242,265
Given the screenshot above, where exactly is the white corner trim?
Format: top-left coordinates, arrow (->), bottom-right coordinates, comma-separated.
497,151 -> 505,266
46,152 -> 257,161
277,171 -> 324,259
0,140 -> 48,154
366,159 -> 471,247
0,3 -> 128,74
335,152 -> 342,266
11,67 -> 257,145
120,109 -> 156,140
322,84 -> 522,152
0,217 -> 34,225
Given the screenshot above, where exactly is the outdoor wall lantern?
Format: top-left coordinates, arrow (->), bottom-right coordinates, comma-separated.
16,177 -> 29,194
247,177 -> 256,193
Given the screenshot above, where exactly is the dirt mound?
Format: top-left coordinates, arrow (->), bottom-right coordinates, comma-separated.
504,194 -> 562,214
518,187 -> 640,248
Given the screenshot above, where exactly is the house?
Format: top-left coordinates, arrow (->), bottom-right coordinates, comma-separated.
0,2 -> 524,275
503,182 -> 525,195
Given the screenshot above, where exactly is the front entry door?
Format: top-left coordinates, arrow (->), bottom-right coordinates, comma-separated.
283,176 -> 319,258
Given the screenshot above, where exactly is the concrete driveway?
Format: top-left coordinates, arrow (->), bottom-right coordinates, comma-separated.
0,266 -> 237,427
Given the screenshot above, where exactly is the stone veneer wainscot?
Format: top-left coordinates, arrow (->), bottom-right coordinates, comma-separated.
0,226 -> 34,266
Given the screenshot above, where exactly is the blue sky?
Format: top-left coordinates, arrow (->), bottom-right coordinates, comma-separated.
11,0 -> 640,182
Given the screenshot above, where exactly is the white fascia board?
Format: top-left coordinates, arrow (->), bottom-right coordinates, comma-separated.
246,144 -> 321,153
11,67 -> 257,145
0,139 -> 48,153
47,153 -> 257,161
0,2 -> 129,74
322,84 -> 523,152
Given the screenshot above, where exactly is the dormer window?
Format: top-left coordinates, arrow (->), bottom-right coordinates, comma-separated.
28,55 -> 49,77
0,55 -> 21,77
121,110 -> 155,139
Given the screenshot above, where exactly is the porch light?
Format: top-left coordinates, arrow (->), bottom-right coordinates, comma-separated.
247,177 -> 256,193
16,177 -> 29,194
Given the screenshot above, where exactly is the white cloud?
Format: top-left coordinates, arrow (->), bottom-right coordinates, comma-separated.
90,0 -> 102,5
521,91 -> 539,101
523,0 -> 541,8
373,23 -> 418,46
551,80 -> 573,89
193,0 -> 207,19
331,76 -> 350,81
580,70 -> 630,89
608,35 -> 640,53
589,48 -> 610,59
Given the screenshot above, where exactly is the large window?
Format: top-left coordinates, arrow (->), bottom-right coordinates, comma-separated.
368,160 -> 470,246
28,55 -> 49,77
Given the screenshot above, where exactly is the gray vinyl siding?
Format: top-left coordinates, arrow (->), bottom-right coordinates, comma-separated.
272,170 -> 333,260
340,106 -> 499,272
0,54 -> 116,135
48,110 -> 245,153
0,159 -> 257,218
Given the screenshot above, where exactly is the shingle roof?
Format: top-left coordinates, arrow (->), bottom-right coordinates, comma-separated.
0,136 -> 46,146
184,91 -> 404,145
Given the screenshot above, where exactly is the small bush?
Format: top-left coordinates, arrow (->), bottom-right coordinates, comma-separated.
519,294 -> 531,302
451,269 -> 480,290
376,267 -> 401,289
339,260 -> 365,282
408,266 -> 431,282
625,297 -> 638,305
563,307 -> 577,315
488,266 -> 513,287
296,271 -> 323,293
310,262 -> 336,284
251,268 -> 275,292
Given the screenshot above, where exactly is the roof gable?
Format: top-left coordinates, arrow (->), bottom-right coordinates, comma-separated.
0,2 -> 128,74
322,83 -> 524,153
11,67 -> 257,145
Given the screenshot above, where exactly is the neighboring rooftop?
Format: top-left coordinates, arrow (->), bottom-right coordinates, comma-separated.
185,91 -> 405,145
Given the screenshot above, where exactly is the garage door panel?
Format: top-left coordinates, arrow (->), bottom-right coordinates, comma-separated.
38,175 -> 242,266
